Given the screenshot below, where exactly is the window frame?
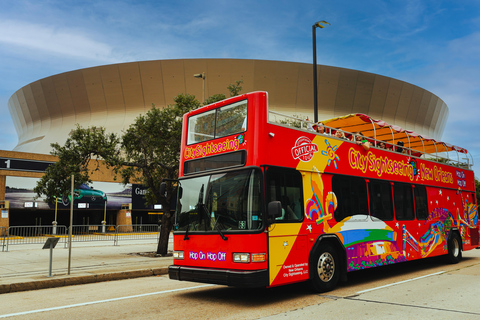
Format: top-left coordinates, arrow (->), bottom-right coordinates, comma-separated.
393,182 -> 415,221
368,179 -> 394,221
332,175 -> 369,222
265,167 -> 304,223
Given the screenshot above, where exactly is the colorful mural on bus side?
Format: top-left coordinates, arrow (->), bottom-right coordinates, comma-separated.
294,135 -> 478,273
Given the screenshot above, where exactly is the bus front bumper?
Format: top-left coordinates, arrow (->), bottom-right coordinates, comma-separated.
169,265 -> 268,288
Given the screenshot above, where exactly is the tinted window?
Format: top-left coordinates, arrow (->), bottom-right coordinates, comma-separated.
266,167 -> 303,222
369,179 -> 393,221
332,175 -> 368,222
394,183 -> 414,220
184,151 -> 246,174
175,169 -> 263,231
414,185 -> 428,220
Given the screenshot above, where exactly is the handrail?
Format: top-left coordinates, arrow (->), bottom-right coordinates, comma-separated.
267,109 -> 473,169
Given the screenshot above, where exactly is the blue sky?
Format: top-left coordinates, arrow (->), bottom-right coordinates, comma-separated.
1,0 -> 479,175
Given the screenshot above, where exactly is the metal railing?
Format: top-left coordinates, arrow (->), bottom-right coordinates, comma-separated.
268,110 -> 474,169
69,224 -> 117,243
114,224 -> 161,245
1,224 -> 160,251
4,225 -> 68,251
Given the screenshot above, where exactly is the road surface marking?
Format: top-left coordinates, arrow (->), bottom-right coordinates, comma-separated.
356,271 -> 445,294
0,284 -> 214,318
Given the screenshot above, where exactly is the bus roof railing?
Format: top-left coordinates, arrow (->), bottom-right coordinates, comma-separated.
268,111 -> 473,170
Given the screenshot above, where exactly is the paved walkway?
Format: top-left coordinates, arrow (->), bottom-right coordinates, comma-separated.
0,239 -> 173,294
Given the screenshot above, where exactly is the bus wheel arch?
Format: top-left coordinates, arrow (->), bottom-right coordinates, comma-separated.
309,235 -> 346,292
446,230 -> 462,264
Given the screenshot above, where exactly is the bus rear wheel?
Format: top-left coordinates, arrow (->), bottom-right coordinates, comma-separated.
310,243 -> 340,292
447,232 -> 462,264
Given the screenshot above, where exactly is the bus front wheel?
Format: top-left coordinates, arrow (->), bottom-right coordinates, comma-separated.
310,243 -> 340,292
447,232 -> 462,264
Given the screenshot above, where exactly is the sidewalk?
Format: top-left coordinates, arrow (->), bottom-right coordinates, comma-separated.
0,239 -> 173,294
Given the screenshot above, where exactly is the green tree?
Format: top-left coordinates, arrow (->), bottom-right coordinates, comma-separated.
34,126 -> 119,205
227,79 -> 243,96
203,93 -> 226,106
204,78 -> 244,105
116,94 -> 201,254
35,94 -> 201,255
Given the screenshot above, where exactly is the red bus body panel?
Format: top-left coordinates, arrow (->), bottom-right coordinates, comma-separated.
171,91 -> 479,288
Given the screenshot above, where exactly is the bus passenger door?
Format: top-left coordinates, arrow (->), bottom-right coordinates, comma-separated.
266,167 -> 309,287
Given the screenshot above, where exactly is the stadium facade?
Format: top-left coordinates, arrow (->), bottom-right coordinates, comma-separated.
8,59 -> 448,154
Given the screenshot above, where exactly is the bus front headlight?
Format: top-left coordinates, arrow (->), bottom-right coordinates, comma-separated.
173,251 -> 184,260
233,253 -> 250,263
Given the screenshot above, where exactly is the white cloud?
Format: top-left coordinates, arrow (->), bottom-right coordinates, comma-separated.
0,19 -> 117,63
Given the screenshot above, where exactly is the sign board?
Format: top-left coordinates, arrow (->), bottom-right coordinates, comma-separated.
131,184 -> 153,210
0,157 -> 55,173
1,210 -> 8,218
24,202 -> 38,208
42,237 -> 60,249
132,183 -> 176,211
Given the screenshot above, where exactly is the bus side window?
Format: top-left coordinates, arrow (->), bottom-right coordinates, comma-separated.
414,185 -> 428,220
332,175 -> 368,222
393,183 -> 414,220
368,179 -> 393,221
266,167 -> 303,222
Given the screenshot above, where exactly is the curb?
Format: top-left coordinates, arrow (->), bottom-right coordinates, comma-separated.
0,267 -> 169,294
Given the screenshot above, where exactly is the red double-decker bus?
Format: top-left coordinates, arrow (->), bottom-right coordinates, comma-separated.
168,91 -> 478,292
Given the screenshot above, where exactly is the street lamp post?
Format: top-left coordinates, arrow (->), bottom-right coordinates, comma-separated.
193,72 -> 206,102
312,20 -> 330,123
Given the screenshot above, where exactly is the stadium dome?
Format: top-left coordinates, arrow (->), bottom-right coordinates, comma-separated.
8,59 -> 448,153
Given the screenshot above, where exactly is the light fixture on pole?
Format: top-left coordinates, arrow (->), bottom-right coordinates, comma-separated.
312,20 -> 330,123
193,72 -> 206,102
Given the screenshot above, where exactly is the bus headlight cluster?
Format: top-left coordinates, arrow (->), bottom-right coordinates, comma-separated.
173,251 -> 184,260
233,253 -> 266,263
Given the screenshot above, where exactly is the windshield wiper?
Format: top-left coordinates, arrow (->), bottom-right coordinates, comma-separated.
199,203 -> 228,241
212,211 -> 228,241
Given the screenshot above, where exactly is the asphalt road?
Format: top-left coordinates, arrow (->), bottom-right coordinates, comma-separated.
1,249 -> 479,320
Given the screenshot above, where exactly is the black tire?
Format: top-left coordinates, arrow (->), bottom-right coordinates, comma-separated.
62,195 -> 70,206
447,232 -> 462,264
310,243 -> 340,292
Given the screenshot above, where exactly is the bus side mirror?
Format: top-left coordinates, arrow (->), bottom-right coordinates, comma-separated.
178,186 -> 183,199
160,182 -> 166,196
268,201 -> 282,220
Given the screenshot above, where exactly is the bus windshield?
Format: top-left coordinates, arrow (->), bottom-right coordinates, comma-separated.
175,169 -> 263,232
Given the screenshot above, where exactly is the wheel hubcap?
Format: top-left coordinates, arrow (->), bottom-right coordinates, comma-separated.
317,252 -> 335,282
452,237 -> 460,257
